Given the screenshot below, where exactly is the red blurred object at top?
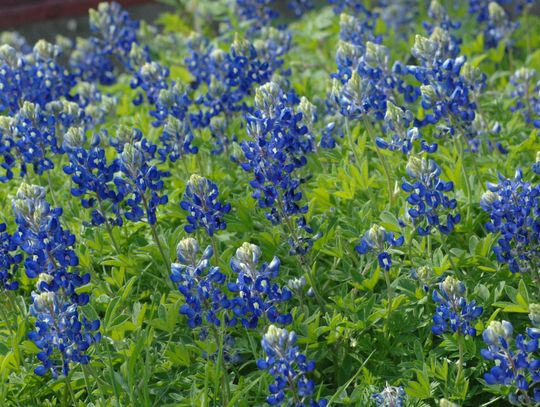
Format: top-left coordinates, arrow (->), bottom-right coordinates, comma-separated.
0,0 -> 153,29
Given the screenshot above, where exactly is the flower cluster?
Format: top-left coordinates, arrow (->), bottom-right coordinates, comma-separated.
355,224 -> 404,271
202,35 -> 274,120
0,223 -> 21,291
28,288 -> 101,378
12,184 -> 89,301
481,319 -> 540,404
0,41 -> 74,115
241,82 -> 318,255
377,101 -> 424,154
328,0 -> 371,16
481,169 -> 540,273
372,384 -> 406,407
401,156 -> 460,236
484,2 -> 518,49
63,127 -> 123,227
235,0 -> 279,32
431,276 -> 483,336
114,131 -> 170,225
407,30 -> 484,141
228,243 -> 292,328
0,102 -> 58,181
331,42 -> 401,122
257,325 -> 327,407
12,184 -> 100,377
379,0 -> 418,35
128,44 -> 170,106
508,68 -> 540,126
88,1 -> 139,62
180,174 -> 231,237
171,238 -> 230,328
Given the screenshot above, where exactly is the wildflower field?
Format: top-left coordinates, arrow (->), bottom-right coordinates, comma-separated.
2,0 -> 540,405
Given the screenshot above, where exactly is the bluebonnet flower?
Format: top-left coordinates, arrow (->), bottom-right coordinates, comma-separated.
157,116 -> 198,162
88,1 -> 139,60
287,276 -> 307,294
63,127 -> 123,227
128,44 -> 169,105
484,2 -> 518,49
0,223 -> 21,291
338,12 -> 378,50
378,0 -> 418,35
180,174 -> 231,237
320,120 -> 344,149
468,0 -> 493,22
529,303 -> 540,327
377,101 -> 424,154
328,0 -> 371,16
228,243 -> 292,328
71,82 -> 118,127
235,0 -> 278,32
45,100 -> 86,136
401,156 -> 460,236
480,169 -> 540,273
332,42 -> 405,121
0,100 -> 75,181
114,137 -> 170,225
28,286 -> 101,378
170,238 -> 230,328
423,1 -> 462,52
410,265 -> 435,293
469,0 -> 534,23
108,124 -> 143,153
257,325 -> 327,407
481,319 -> 540,405
209,117 -> 234,156
288,0 -> 314,17
150,83 -> 192,128
185,34 -> 213,90
333,41 -> 362,84
468,114 -> 506,154
12,184 -> 89,303
508,68 -> 540,126
372,384 -> 405,407
69,37 -> 117,85
408,33 -> 482,141
11,183 -> 101,377
241,82 -> 318,255
355,224 -> 404,271
201,35 -> 274,122
0,41 -> 74,114
255,27 -> 292,74
0,31 -> 31,54
533,152 -> 540,175
431,276 -> 483,336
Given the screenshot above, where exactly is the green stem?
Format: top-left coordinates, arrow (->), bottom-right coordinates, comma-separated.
525,6 -> 532,58
210,325 -> 230,405
442,234 -> 457,272
96,195 -> 120,254
211,235 -> 221,267
363,118 -> 393,205
383,268 -> 393,337
47,171 -> 59,208
0,303 -> 13,335
280,207 -> 326,312
344,118 -> 361,165
457,136 -> 472,223
457,334 -> 464,383
104,342 -> 121,406
63,374 -> 75,407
